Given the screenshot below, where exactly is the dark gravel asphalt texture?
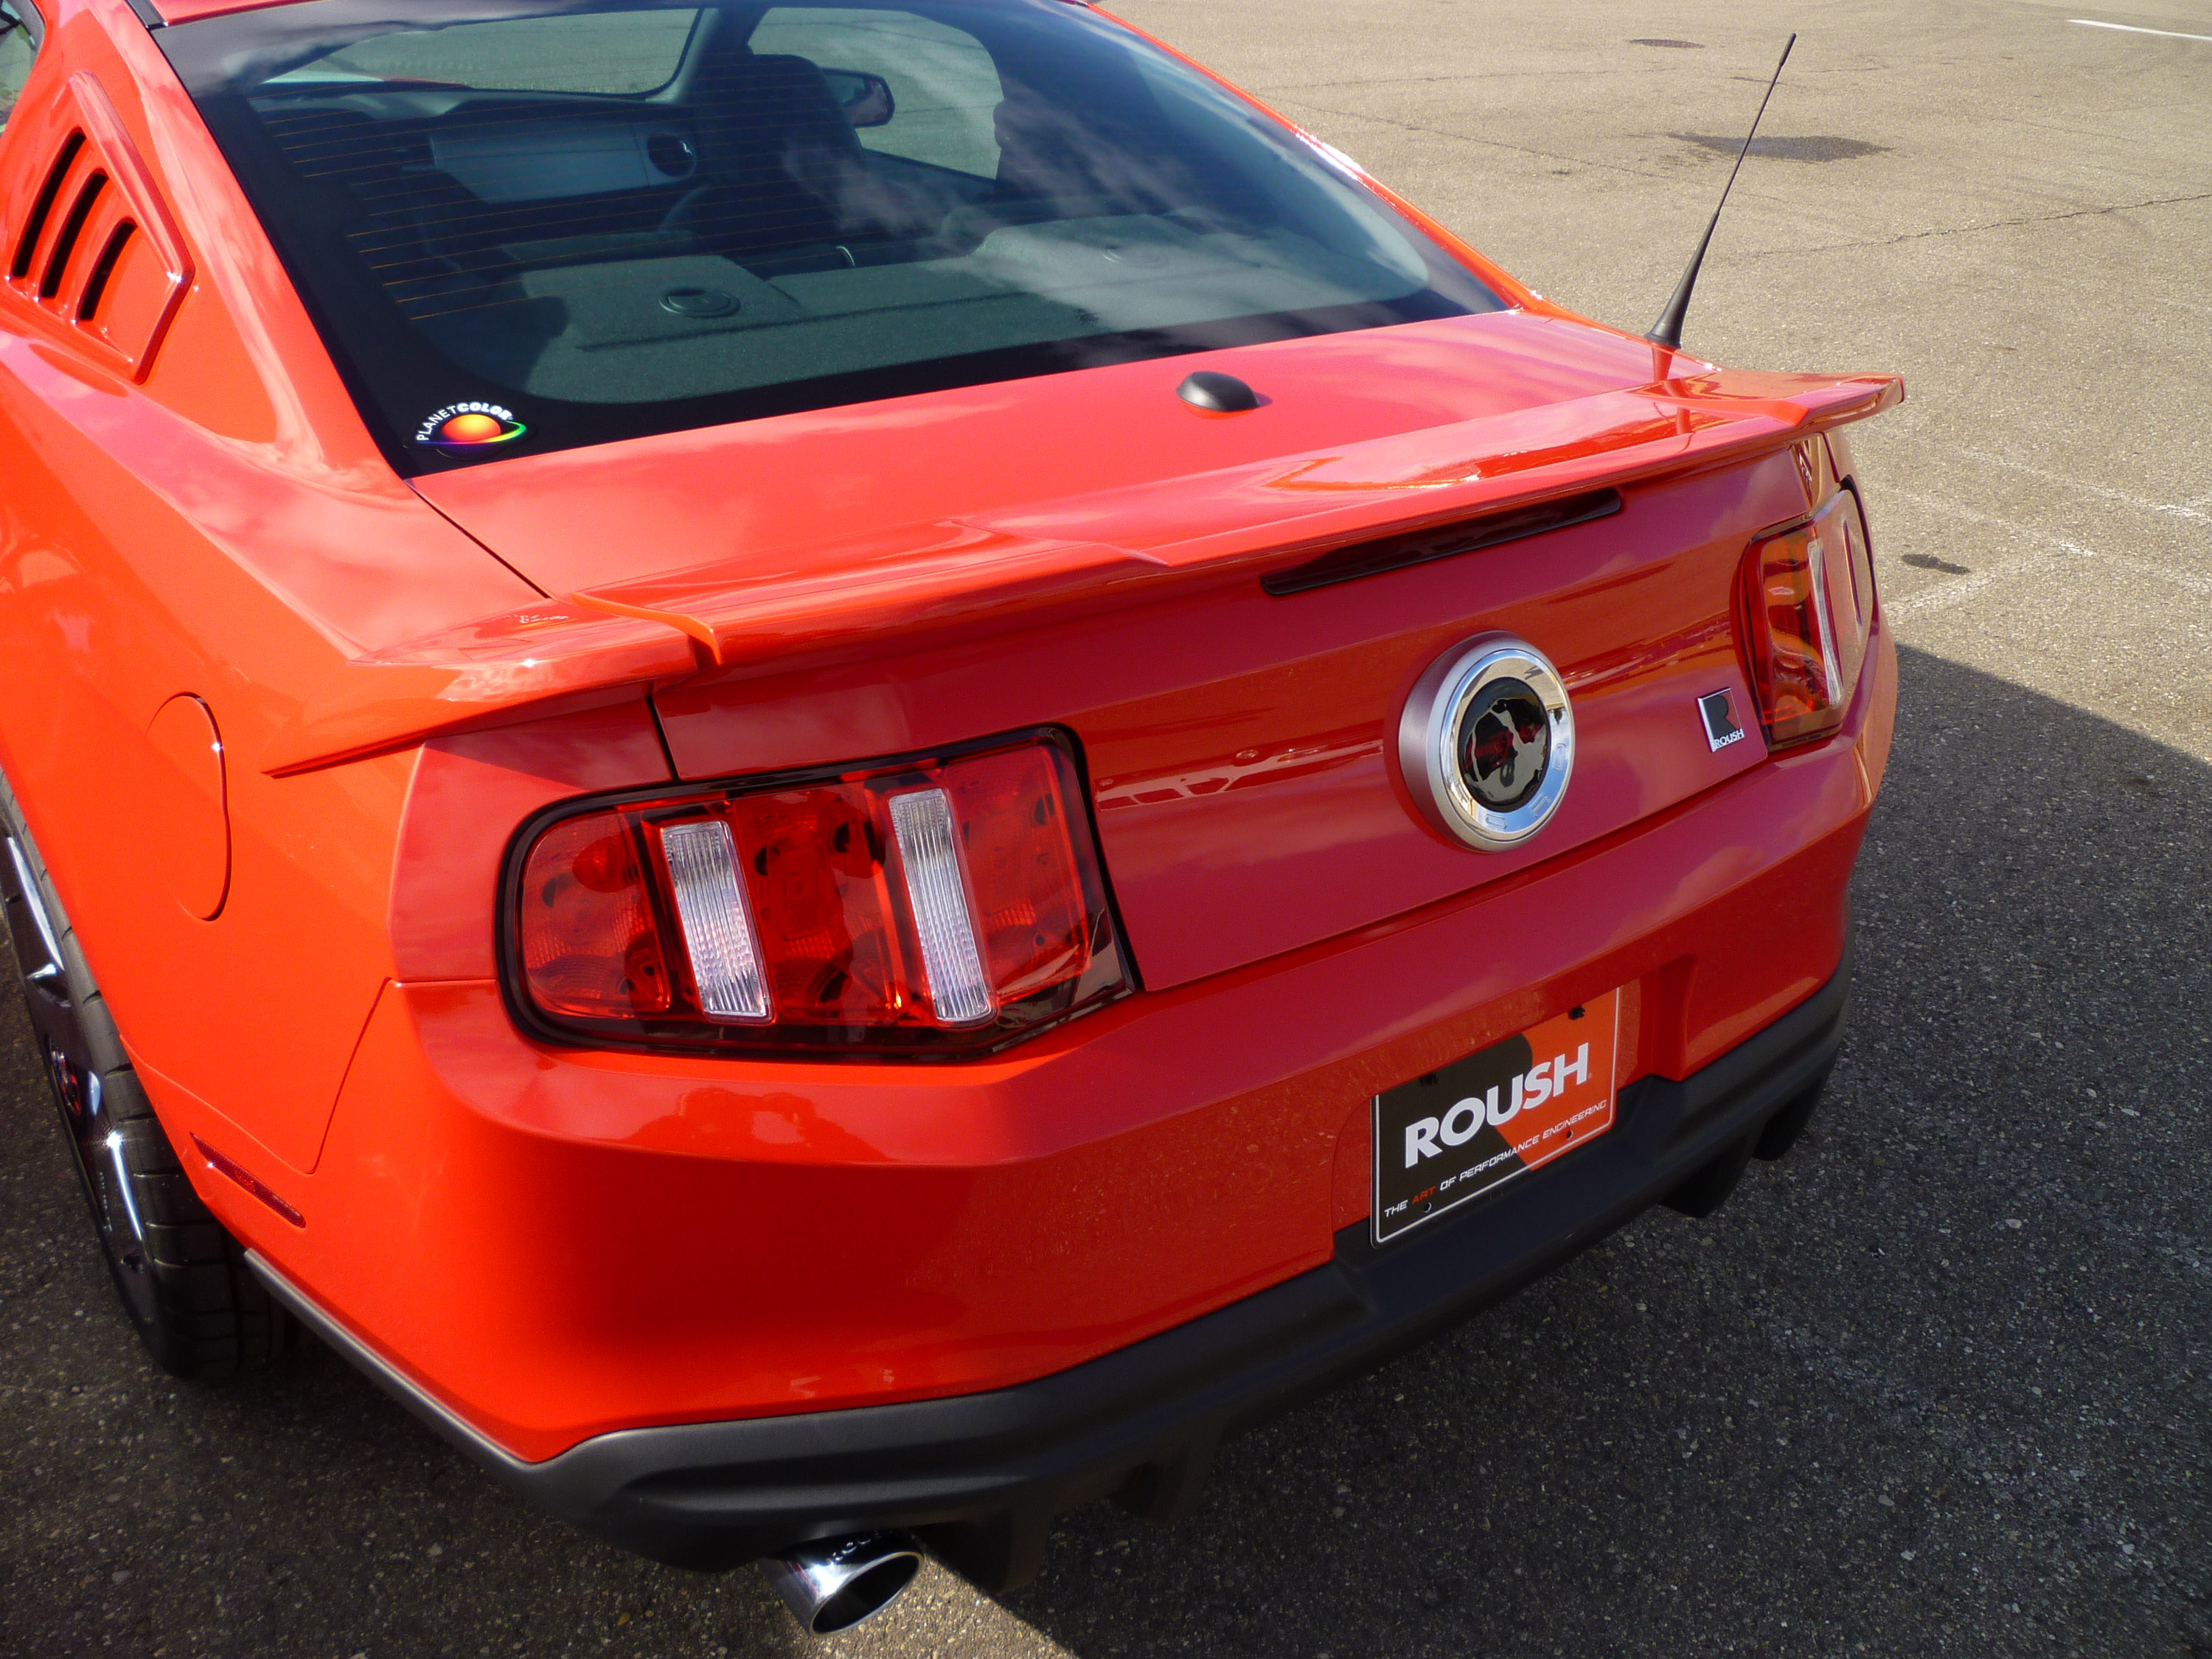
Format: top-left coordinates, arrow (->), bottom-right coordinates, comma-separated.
4,646 -> 2207,1659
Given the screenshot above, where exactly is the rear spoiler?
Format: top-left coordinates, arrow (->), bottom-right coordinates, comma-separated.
265,366 -> 1900,776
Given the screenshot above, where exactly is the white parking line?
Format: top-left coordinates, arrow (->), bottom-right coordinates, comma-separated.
1952,449 -> 2212,526
1885,548 -> 2055,621
2070,18 -> 2212,44
1881,489 -> 2212,622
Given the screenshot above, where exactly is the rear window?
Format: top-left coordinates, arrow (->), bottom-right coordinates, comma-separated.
161,0 -> 1503,470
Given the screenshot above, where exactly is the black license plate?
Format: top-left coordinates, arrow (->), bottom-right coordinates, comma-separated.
1372,990 -> 1621,1245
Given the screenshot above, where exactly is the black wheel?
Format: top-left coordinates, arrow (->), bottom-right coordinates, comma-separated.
0,771 -> 294,1378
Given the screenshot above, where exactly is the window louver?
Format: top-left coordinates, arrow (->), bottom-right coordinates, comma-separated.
2,72 -> 191,381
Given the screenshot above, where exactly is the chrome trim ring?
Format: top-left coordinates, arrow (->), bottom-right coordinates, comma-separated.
1399,635 -> 1575,850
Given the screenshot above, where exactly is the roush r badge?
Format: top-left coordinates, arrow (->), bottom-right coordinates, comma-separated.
1698,688 -> 1747,752
1398,634 -> 1575,850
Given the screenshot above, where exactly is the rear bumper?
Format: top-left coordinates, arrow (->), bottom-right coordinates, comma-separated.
249,945 -> 1848,1589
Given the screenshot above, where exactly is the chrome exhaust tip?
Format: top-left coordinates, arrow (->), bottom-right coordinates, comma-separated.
759,1531 -> 924,1636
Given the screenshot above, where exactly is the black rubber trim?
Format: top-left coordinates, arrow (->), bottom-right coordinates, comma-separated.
251,939 -> 1851,1590
120,0 -> 164,29
11,131 -> 82,283
39,171 -> 105,300
77,221 -> 135,323
1260,487 -> 1623,596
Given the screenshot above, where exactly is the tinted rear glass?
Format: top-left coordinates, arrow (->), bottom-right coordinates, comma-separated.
162,0 -> 1503,471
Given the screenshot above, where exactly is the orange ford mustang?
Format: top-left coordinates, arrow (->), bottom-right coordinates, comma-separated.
0,0 -> 1898,1623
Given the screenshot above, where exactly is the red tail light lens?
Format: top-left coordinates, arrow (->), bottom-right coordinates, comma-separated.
505,730 -> 1132,1057
942,745 -> 1095,1002
1738,489 -> 1872,748
518,815 -> 672,1018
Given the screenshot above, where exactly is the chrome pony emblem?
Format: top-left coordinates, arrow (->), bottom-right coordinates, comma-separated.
1399,636 -> 1575,851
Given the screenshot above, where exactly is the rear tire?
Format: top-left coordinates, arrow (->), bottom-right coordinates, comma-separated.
0,770 -> 294,1378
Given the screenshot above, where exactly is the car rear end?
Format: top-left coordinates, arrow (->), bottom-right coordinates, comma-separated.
250,403 -> 1893,1587
138,0 -> 1901,1589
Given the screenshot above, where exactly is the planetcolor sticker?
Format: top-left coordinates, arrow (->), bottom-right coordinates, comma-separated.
414,402 -> 528,450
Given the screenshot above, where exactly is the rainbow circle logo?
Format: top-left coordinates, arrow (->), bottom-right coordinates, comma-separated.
414,401 -> 527,451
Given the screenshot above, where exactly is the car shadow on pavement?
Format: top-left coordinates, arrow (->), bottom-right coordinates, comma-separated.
1,644 -> 2207,1659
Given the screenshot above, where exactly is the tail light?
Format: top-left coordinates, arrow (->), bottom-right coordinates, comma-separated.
1737,487 -> 1874,748
505,729 -> 1133,1057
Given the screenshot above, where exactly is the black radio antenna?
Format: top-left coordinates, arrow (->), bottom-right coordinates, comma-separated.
1646,32 -> 1796,352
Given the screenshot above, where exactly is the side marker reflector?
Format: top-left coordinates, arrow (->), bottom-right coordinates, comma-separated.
190,1134 -> 305,1228
888,789 -> 995,1026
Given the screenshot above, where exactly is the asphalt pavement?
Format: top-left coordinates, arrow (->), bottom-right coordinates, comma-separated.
4,1 -> 2208,1655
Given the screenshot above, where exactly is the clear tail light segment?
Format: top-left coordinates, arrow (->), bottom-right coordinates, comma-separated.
504,729 -> 1133,1057
657,819 -> 771,1023
1737,487 -> 1875,748
888,789 -> 996,1027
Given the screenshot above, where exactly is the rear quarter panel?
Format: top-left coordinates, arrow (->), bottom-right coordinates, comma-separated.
0,0 -> 539,1171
